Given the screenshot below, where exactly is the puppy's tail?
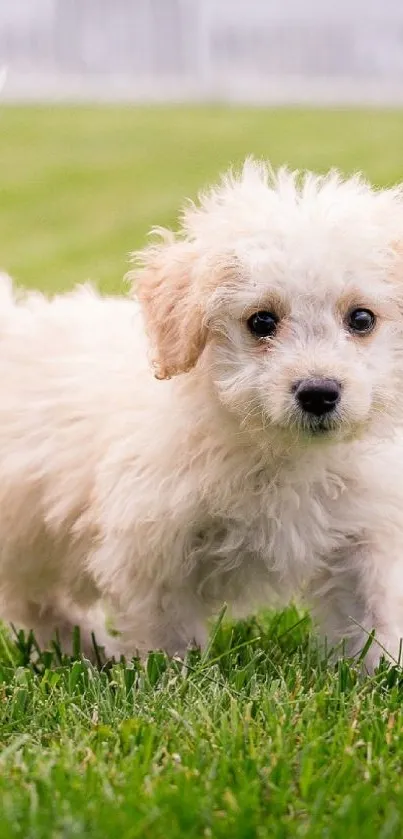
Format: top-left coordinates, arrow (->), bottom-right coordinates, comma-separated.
0,272 -> 16,308
0,273 -> 27,334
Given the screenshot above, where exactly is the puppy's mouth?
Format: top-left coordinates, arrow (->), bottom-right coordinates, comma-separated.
273,411 -> 344,443
306,417 -> 335,435
298,412 -> 342,437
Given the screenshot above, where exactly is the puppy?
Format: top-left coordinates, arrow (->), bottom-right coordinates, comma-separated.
1,159 -> 403,671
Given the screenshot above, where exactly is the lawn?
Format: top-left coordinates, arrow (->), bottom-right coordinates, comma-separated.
1,106 -> 403,838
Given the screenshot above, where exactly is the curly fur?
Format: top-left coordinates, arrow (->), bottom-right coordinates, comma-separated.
2,159 -> 403,670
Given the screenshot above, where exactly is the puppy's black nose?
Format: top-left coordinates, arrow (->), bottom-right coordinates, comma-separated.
295,378 -> 341,417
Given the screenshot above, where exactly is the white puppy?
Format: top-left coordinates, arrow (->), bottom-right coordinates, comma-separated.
1,159 -> 403,670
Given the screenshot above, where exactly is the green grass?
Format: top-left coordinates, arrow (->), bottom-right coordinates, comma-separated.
2,106 -> 403,838
2,613 -> 403,839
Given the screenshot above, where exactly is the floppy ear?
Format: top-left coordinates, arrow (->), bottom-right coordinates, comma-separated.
387,241 -> 403,312
132,235 -> 207,380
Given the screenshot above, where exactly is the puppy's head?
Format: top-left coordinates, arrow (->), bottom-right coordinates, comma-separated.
132,160 -> 403,446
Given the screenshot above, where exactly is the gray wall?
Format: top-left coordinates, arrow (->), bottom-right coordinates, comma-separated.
0,0 -> 403,104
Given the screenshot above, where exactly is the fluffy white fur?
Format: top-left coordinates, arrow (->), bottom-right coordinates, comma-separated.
2,159 -> 403,670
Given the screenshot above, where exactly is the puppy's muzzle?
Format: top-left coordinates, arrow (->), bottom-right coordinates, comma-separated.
293,378 -> 341,418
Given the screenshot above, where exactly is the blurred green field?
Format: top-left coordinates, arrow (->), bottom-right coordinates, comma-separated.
2,107 -> 403,839
1,106 -> 403,293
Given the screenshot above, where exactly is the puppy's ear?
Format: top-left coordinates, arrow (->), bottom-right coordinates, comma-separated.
388,242 -> 403,312
131,235 -> 207,379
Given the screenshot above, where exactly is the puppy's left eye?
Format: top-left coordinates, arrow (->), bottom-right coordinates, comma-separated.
247,311 -> 279,338
347,308 -> 376,335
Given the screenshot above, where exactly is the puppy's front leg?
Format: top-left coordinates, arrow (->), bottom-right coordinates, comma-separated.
104,585 -> 208,661
308,542 -> 403,672
2,598 -> 101,661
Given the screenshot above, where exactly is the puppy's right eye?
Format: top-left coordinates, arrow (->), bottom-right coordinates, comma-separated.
247,311 -> 279,338
347,307 -> 376,335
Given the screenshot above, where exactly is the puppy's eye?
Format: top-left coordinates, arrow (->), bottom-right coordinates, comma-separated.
347,308 -> 376,335
247,311 -> 279,338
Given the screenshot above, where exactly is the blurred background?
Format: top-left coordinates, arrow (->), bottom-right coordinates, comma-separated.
0,0 -> 402,293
